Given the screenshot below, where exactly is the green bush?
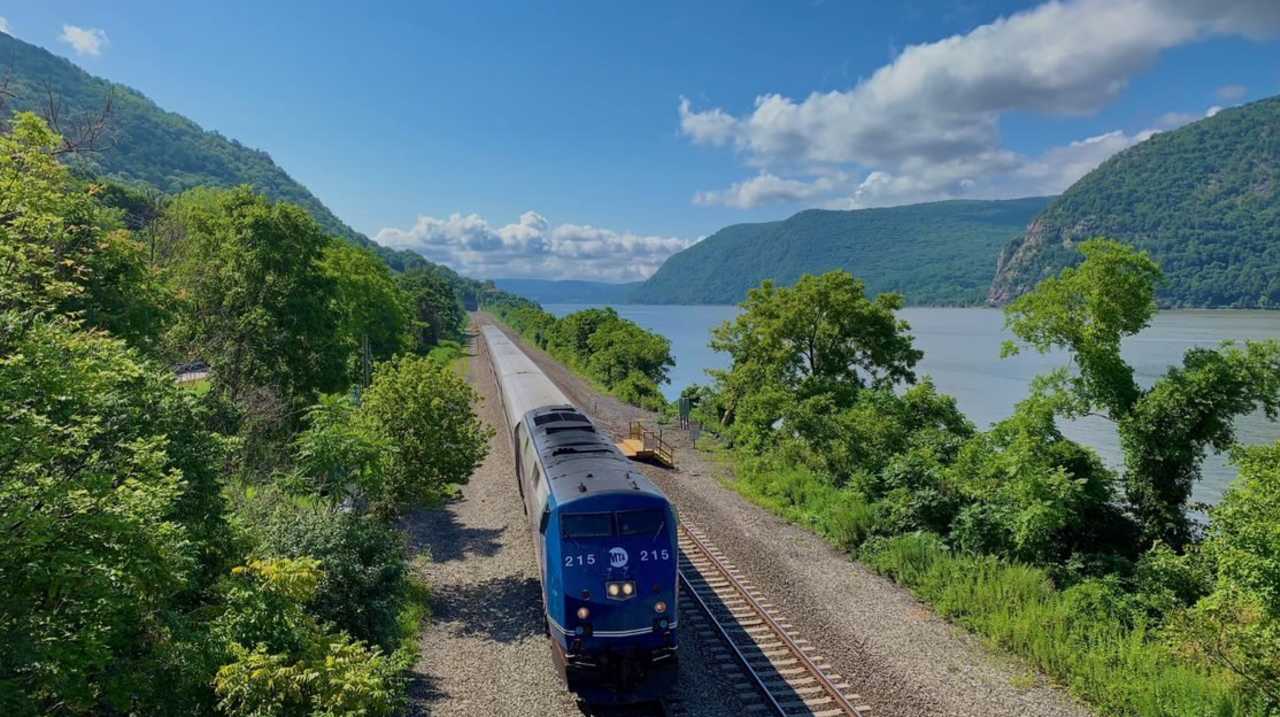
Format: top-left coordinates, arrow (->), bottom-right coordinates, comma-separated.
250,498 -> 408,649
0,314 -> 230,715
488,303 -> 674,410
212,559 -> 410,717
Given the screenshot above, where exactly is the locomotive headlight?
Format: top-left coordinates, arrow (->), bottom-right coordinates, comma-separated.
654,600 -> 667,614
576,606 -> 590,620
607,583 -> 621,597
622,581 -> 634,596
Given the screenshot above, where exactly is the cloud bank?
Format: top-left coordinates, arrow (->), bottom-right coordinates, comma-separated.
375,211 -> 696,282
681,0 -> 1279,209
59,25 -> 109,56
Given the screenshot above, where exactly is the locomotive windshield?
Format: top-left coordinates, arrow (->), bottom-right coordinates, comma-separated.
617,510 -> 666,537
561,512 -> 614,538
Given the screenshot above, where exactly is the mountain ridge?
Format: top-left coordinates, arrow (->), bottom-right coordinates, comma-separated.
990,96 -> 1280,307
628,196 -> 1054,306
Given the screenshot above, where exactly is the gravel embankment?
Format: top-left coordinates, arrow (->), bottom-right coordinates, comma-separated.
475,312 -> 1095,717
403,328 -> 741,716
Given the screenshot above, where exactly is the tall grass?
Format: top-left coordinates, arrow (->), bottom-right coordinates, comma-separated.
862,533 -> 1254,717
732,455 -> 876,551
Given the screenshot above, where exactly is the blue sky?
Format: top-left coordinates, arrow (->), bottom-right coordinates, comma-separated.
3,1 -> 1279,281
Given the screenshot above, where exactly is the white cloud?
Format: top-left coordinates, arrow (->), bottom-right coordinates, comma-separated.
59,25 -> 109,56
0,18 -> 10,35
680,0 -> 1280,209
693,171 -> 848,209
1215,83 -> 1248,101
375,211 -> 696,282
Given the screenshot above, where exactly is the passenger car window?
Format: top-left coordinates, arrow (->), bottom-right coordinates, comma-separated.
539,506 -> 550,535
561,512 -> 613,538
617,509 -> 666,536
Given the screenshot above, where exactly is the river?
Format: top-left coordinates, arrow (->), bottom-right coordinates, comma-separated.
545,304 -> 1280,505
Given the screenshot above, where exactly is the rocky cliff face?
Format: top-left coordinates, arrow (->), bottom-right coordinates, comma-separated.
988,96 -> 1280,308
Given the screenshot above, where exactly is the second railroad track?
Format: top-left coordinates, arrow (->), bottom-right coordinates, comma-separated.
677,522 -> 871,717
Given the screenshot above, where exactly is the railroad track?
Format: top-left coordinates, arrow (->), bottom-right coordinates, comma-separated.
677,523 -> 871,717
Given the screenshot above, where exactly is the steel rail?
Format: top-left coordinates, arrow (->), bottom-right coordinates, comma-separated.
678,523 -> 865,716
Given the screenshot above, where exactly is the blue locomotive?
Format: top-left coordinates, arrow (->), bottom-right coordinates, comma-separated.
482,325 -> 679,701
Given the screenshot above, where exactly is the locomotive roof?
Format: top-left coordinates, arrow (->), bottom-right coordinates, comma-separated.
524,405 -> 667,508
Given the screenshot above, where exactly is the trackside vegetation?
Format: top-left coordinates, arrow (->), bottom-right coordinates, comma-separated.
687,247 -> 1280,716
486,296 -> 675,410
0,112 -> 493,715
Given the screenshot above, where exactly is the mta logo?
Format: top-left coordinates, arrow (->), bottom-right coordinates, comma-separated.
608,547 -> 629,568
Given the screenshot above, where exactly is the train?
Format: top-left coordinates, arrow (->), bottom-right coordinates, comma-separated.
481,325 -> 679,702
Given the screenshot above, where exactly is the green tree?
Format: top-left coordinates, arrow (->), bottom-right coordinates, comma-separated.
710,271 -> 922,445
164,186 -> 345,404
947,388 -> 1123,565
1169,442 -> 1280,710
1004,239 -> 1280,547
397,267 -> 463,352
0,314 -> 229,714
320,243 -> 412,377
0,112 -> 166,349
1003,238 -> 1163,416
355,355 -> 491,514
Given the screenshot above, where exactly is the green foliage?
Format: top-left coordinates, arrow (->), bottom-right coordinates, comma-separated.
1005,238 -> 1280,548
1119,341 -> 1280,547
0,116 -> 491,713
0,314 -> 229,714
488,300 -> 674,410
320,243 -> 412,373
630,197 -> 1052,306
359,355 -> 491,513
861,535 -> 1255,716
248,498 -> 408,650
1164,442 -> 1280,709
397,266 -> 465,352
1003,238 -> 1162,415
713,256 -> 1280,716
947,393 -> 1125,565
213,559 -> 409,717
165,186 -> 346,404
709,271 -> 921,447
0,112 -> 167,348
992,96 -> 1280,308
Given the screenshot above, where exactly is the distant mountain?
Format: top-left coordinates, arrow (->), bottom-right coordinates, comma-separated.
991,97 -> 1280,307
629,197 -> 1053,305
0,31 -> 431,271
494,278 -> 639,304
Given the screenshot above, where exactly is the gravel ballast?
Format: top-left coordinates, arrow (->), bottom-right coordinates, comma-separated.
475,313 -> 1096,717
404,329 -> 741,716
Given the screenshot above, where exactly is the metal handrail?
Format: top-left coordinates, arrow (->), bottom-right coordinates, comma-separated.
628,421 -> 675,466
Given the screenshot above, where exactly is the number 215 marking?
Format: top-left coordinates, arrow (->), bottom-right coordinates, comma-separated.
640,549 -> 671,561
564,554 -> 595,567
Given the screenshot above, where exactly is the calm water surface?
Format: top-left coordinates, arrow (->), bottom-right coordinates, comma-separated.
547,304 -> 1280,504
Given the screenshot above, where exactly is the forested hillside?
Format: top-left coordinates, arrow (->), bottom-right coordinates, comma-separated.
991,96 -> 1280,307
629,197 -> 1051,305
0,33 -> 366,239
0,31 -> 451,274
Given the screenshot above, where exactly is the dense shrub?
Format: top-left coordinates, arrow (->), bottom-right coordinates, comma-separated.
0,314 -> 230,714
487,301 -> 674,409
250,499 -> 407,649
